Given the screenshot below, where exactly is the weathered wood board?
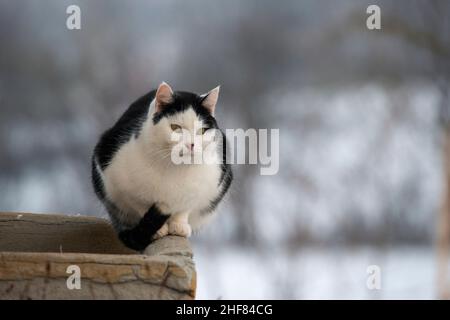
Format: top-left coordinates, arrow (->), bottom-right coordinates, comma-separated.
0,212 -> 196,299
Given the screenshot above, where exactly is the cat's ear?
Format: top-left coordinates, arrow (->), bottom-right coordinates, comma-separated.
155,82 -> 174,113
200,86 -> 220,115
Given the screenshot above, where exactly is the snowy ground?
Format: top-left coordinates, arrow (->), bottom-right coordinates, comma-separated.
193,245 -> 441,299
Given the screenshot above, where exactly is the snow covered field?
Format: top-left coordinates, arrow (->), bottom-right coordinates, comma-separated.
194,245 -> 439,299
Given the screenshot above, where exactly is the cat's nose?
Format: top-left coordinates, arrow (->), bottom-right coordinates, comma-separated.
185,143 -> 194,151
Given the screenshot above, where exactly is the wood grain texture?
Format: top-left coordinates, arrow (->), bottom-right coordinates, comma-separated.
0,212 -> 196,299
0,212 -> 133,254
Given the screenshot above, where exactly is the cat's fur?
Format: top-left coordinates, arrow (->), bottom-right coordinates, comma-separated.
92,82 -> 232,251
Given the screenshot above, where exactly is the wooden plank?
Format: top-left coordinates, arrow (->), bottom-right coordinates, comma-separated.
0,212 -> 134,254
0,249 -> 196,299
0,212 -> 196,299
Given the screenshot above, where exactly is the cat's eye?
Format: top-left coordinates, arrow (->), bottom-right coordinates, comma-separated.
198,127 -> 209,135
170,124 -> 182,131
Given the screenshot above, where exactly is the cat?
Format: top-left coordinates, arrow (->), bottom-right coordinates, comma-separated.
91,82 -> 232,251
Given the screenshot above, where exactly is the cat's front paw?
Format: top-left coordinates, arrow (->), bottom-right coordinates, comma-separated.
152,223 -> 169,240
168,222 -> 192,238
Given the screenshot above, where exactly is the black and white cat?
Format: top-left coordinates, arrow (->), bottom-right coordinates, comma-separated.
92,82 -> 232,251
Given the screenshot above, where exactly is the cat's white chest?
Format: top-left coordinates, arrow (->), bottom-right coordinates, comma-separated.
102,138 -> 222,217
158,163 -> 221,213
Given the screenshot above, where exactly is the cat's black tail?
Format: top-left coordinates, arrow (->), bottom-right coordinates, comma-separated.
118,204 -> 169,252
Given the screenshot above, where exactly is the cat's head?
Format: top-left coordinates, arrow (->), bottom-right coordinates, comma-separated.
148,82 -> 222,163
